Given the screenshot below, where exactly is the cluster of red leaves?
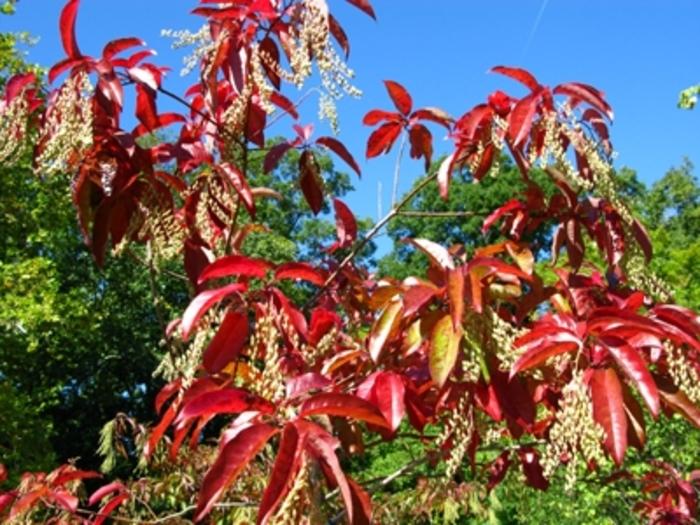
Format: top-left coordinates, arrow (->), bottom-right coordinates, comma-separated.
2,0 -> 700,523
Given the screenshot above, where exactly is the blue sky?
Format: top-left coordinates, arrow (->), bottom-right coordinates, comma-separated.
5,1 -> 699,250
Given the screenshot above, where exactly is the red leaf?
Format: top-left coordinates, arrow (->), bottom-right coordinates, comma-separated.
103,37 -> 144,60
366,122 -> 402,158
88,482 -> 126,507
604,340 -> 660,417
269,91 -> 299,119
198,255 -> 272,284
344,0 -> 376,19
203,310 -> 249,373
373,372 -> 406,432
135,83 -> 158,131
657,375 -> 700,428
257,423 -> 306,525
368,297 -> 403,362
286,372 -> 332,399
195,423 -> 277,521
144,403 -> 177,458
408,123 -> 433,169
411,107 -> 452,128
181,282 -> 247,340
384,80 -> 412,115
305,426 -> 357,522
263,141 -> 294,173
518,448 -> 549,490
275,262 -> 326,286
631,218 -> 653,262
487,451 -> 511,491
328,14 -> 350,58
590,368 -> 628,465
300,393 -> 390,428
93,493 -> 129,525
490,66 -> 541,92
60,0 -> 82,59
429,314 -> 461,388
316,136 -> 361,177
511,334 -> 580,377
215,162 -> 256,217
362,109 -> 399,126
299,150 -> 324,214
48,57 -> 84,84
347,477 -> 372,525
177,388 -> 272,424
132,112 -> 186,138
331,198 -> 358,250
508,90 -> 543,147
553,82 -> 614,120
482,199 -> 525,235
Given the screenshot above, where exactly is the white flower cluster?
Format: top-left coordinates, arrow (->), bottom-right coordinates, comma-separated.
161,25 -> 213,77
436,393 -> 474,480
541,372 -> 606,491
35,72 -> 94,177
665,340 -> 700,405
0,89 -> 30,164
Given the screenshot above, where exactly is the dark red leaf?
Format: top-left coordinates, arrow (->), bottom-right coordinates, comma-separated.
487,451 -> 511,491
316,136 -> 361,176
269,91 -> 298,119
328,14 -> 350,58
631,218 -> 653,262
181,282 -> 247,340
195,423 -> 277,521
300,393 -> 390,428
490,66 -> 541,92
518,447 -> 549,490
331,198 -> 358,250
408,123 -> 433,169
366,122 -> 402,158
203,310 -> 249,373
299,150 -> 324,214
411,107 -> 452,128
60,0 -> 82,59
482,199 -> 525,235
590,368 -> 628,465
263,141 -> 294,173
132,112 -> 186,138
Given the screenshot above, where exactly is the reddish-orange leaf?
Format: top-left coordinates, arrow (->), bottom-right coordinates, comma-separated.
362,109 -> 399,126
332,198 -> 358,249
447,267 -> 465,330
93,493 -> 129,525
195,423 -> 278,522
590,368 -> 628,465
368,297 -> 403,362
181,282 -> 247,340
429,314 -> 461,388
408,123 -> 433,169
344,0 -> 376,19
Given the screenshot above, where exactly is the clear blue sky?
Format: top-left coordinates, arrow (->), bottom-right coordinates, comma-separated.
5,1 -> 699,250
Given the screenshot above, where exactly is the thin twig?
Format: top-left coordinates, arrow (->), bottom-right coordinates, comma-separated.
397,210 -> 486,218
391,133 -> 408,208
